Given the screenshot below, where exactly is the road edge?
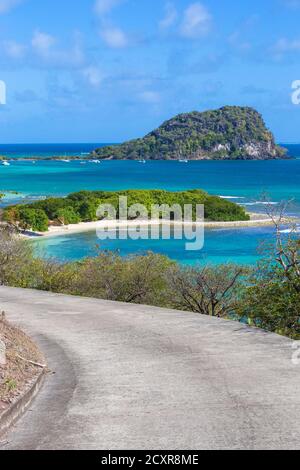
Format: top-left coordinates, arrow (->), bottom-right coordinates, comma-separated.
0,368 -> 46,440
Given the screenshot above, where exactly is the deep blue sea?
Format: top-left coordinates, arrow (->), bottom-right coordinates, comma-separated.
1,142 -> 299,265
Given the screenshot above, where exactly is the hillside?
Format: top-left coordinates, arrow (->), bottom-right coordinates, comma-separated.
92,106 -> 286,161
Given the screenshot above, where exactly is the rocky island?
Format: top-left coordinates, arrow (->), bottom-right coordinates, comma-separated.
91,106 -> 286,161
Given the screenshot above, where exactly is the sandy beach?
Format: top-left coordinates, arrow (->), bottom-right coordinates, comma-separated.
20,212 -> 286,239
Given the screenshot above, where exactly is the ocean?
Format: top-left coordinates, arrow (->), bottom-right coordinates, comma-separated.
1,143 -> 299,265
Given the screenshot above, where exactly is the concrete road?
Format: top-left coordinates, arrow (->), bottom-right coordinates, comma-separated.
0,286 -> 299,450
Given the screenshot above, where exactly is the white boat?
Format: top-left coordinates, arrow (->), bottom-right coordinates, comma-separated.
138,160 -> 146,164
1,161 -> 10,166
179,159 -> 188,163
60,159 -> 71,163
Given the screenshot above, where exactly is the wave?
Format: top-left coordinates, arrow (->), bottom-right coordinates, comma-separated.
218,196 -> 245,200
241,201 -> 279,206
279,227 -> 300,234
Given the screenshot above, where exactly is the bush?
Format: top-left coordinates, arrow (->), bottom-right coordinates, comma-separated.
0,225 -> 39,287
204,196 -> 250,222
55,207 -> 81,225
236,277 -> 300,339
18,208 -> 49,232
68,251 -> 173,306
166,264 -> 245,316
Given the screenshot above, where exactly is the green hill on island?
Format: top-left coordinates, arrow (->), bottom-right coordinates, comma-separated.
91,106 -> 285,161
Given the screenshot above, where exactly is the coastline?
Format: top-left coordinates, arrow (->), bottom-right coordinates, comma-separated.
21,213 -> 284,239
2,155 -> 294,162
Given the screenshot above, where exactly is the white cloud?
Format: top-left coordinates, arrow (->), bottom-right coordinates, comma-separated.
273,38 -> 300,53
138,91 -> 161,104
1,30 -> 85,73
94,0 -> 122,16
32,30 -> 56,57
3,40 -> 26,58
159,2 -> 178,30
283,0 -> 300,8
100,26 -> 129,48
82,66 -> 103,87
180,3 -> 212,39
0,0 -> 22,14
30,30 -> 85,68
94,0 -> 129,49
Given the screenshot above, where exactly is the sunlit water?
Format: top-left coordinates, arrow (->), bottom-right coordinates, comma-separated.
1,143 -> 299,265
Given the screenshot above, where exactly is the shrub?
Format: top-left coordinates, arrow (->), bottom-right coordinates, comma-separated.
166,264 -> 245,317
18,208 -> 49,232
0,225 -> 39,287
55,207 -> 81,225
68,251 -> 173,306
236,277 -> 300,339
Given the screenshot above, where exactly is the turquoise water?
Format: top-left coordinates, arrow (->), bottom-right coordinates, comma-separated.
0,143 -> 104,159
1,143 -> 299,265
34,226 -> 274,266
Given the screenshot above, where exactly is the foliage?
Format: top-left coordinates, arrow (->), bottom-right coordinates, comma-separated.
92,106 -> 286,161
237,271 -> 300,339
0,225 -> 39,287
0,225 -> 244,314
236,244 -> 300,339
235,202 -> 300,339
1,220 -> 300,339
3,189 -> 250,232
167,264 -> 245,317
4,207 -> 49,232
69,251 -> 174,306
55,207 -> 81,225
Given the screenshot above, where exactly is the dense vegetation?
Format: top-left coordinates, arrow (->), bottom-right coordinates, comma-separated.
92,106 -> 286,161
3,189 -> 250,232
0,222 -> 299,339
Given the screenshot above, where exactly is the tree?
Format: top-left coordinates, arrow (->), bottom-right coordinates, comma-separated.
55,207 -> 81,225
71,251 -> 173,306
0,225 -> 37,287
18,208 -> 37,231
18,208 -> 49,232
33,209 -> 49,232
78,201 -> 98,221
167,264 -> 245,317
236,200 -> 300,339
263,199 -> 300,291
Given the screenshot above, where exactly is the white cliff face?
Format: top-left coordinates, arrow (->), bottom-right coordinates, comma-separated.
242,141 -> 278,158
209,141 -> 279,159
212,144 -> 230,153
193,138 -> 282,160
243,143 -> 262,157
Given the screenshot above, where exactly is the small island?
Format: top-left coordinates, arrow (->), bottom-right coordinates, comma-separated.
3,189 -> 250,232
91,106 -> 286,161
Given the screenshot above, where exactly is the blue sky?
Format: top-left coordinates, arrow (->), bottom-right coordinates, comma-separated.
0,0 -> 300,143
